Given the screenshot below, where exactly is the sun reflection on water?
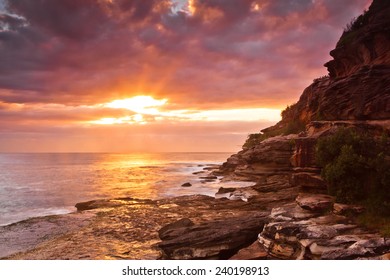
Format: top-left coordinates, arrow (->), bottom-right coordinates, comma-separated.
0,152 -> 244,226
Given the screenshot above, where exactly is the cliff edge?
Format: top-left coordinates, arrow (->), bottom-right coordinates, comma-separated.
217,0 -> 390,259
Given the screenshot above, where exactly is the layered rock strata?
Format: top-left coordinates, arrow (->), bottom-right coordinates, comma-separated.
258,194 -> 390,260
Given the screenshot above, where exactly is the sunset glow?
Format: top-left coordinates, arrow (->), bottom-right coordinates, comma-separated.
90,95 -> 281,126
0,0 -> 370,152
105,96 -> 168,115
188,0 -> 196,15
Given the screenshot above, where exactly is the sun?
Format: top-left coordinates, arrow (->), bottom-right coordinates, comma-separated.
105,95 -> 167,115
89,95 -> 167,125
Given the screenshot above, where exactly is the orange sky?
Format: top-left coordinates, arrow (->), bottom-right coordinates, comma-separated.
0,0 -> 370,152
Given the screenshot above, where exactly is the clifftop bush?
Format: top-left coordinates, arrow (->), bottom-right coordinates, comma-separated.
316,128 -> 390,215
243,104 -> 305,149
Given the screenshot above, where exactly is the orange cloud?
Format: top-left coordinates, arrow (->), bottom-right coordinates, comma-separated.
0,0 -> 370,152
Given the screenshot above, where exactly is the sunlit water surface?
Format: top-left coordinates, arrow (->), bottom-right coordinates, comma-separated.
0,153 -> 253,226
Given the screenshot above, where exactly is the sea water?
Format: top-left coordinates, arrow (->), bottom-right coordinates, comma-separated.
0,153 -> 253,226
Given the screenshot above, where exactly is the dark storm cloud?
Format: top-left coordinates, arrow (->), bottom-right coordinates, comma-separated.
8,0 -> 110,39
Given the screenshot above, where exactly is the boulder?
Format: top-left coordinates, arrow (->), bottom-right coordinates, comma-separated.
333,203 -> 365,215
296,194 -> 334,212
158,212 -> 268,260
158,218 -> 194,240
181,182 -> 192,187
229,241 -> 268,260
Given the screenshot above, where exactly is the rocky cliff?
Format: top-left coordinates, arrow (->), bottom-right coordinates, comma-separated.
216,0 -> 390,259
220,0 -> 390,180
263,0 -> 390,130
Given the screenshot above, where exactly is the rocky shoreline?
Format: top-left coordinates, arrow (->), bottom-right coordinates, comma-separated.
0,162 -> 389,260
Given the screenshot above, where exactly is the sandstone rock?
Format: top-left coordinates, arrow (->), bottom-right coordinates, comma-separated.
269,203 -> 319,221
358,252 -> 390,260
158,213 -> 268,260
257,196 -> 390,260
199,176 -> 218,180
215,187 -> 236,199
219,135 -> 296,180
258,0 -> 390,137
216,187 -> 236,194
326,0 -> 390,79
158,218 -> 194,240
333,203 -> 365,215
75,197 -> 154,211
228,187 -> 260,202
322,237 -> 390,260
296,194 -> 334,212
229,241 -> 268,260
291,172 -> 326,190
291,138 -> 317,168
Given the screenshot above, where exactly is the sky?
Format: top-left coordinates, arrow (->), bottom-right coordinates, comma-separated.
0,0 -> 370,152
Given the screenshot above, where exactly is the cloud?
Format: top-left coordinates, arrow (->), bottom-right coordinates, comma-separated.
0,0 -> 370,108
0,0 -> 371,152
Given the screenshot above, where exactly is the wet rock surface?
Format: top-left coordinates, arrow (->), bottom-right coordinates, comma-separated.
3,173 -> 387,260
0,211 -> 97,259
0,169 -> 300,260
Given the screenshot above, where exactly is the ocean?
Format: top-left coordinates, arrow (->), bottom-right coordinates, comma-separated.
0,153 -> 253,226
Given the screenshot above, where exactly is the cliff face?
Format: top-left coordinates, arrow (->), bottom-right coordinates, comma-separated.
326,0 -> 390,79
217,0 -> 390,259
221,0 -> 390,180
265,0 -> 390,130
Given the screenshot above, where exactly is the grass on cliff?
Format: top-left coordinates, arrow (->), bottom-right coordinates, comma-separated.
242,104 -> 305,149
337,9 -> 369,47
316,128 -> 390,216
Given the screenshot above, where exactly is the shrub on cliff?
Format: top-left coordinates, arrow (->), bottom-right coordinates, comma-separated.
337,9 -> 369,47
242,133 -> 266,149
243,119 -> 305,149
343,9 -> 368,33
316,128 -> 390,215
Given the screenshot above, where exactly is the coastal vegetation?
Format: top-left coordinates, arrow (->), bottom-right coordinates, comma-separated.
242,104 -> 305,149
337,9 -> 369,47
312,75 -> 329,83
316,128 -> 390,215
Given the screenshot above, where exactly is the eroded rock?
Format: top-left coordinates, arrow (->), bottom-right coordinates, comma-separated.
296,194 -> 334,212
229,241 -> 268,260
291,173 -> 326,190
158,212 -> 268,260
333,203 -> 365,215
